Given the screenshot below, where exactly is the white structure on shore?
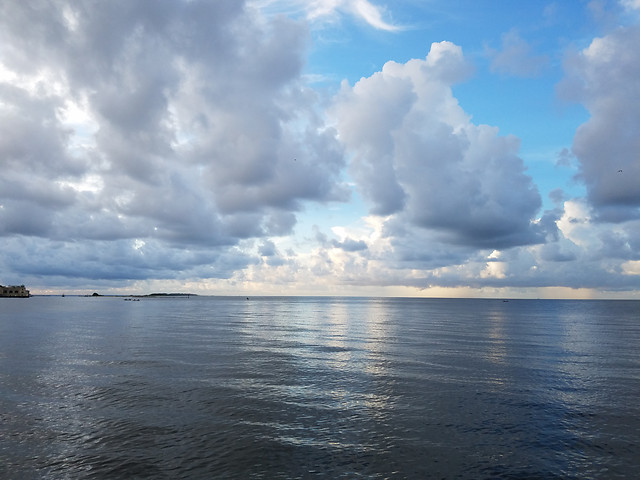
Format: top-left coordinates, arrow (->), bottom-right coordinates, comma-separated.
0,285 -> 30,297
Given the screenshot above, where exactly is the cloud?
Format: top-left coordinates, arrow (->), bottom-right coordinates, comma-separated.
622,260 -> 640,275
1,236 -> 255,285
259,239 -> 277,257
307,0 -> 397,30
488,29 -> 549,77
621,0 -> 640,10
559,23 -> 640,222
332,237 -> 368,252
0,0 -> 348,281
255,0 -> 401,31
347,0 -> 400,31
332,41 -> 544,249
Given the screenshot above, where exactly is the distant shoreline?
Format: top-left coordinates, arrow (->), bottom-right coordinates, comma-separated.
139,293 -> 197,297
67,293 -> 199,298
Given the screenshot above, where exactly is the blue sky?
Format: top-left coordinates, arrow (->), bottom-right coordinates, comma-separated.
1,0 -> 640,298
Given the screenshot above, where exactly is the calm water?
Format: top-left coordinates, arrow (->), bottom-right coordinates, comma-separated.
1,296 -> 639,479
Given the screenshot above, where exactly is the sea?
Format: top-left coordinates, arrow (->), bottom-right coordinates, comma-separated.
1,296 -> 639,479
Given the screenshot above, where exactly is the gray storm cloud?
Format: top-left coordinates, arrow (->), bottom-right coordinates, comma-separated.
0,0 -> 347,283
561,24 -> 640,222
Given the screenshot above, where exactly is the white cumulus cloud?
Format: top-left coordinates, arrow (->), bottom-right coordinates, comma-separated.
332,41 -> 544,249
559,24 -> 640,222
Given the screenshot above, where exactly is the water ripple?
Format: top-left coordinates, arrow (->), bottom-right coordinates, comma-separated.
1,297 -> 639,478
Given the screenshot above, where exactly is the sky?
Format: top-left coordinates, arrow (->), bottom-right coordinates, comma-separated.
1,0 -> 640,298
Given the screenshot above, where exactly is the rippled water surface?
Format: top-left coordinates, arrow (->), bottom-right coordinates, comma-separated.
1,296 -> 639,479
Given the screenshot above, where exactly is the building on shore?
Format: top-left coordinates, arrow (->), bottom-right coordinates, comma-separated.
0,285 -> 30,297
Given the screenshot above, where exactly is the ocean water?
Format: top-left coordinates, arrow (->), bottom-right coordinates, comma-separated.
1,296 -> 639,479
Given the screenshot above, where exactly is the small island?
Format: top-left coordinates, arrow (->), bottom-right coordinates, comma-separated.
85,292 -> 197,298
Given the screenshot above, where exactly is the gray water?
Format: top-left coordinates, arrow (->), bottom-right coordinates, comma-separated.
1,296 -> 639,479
